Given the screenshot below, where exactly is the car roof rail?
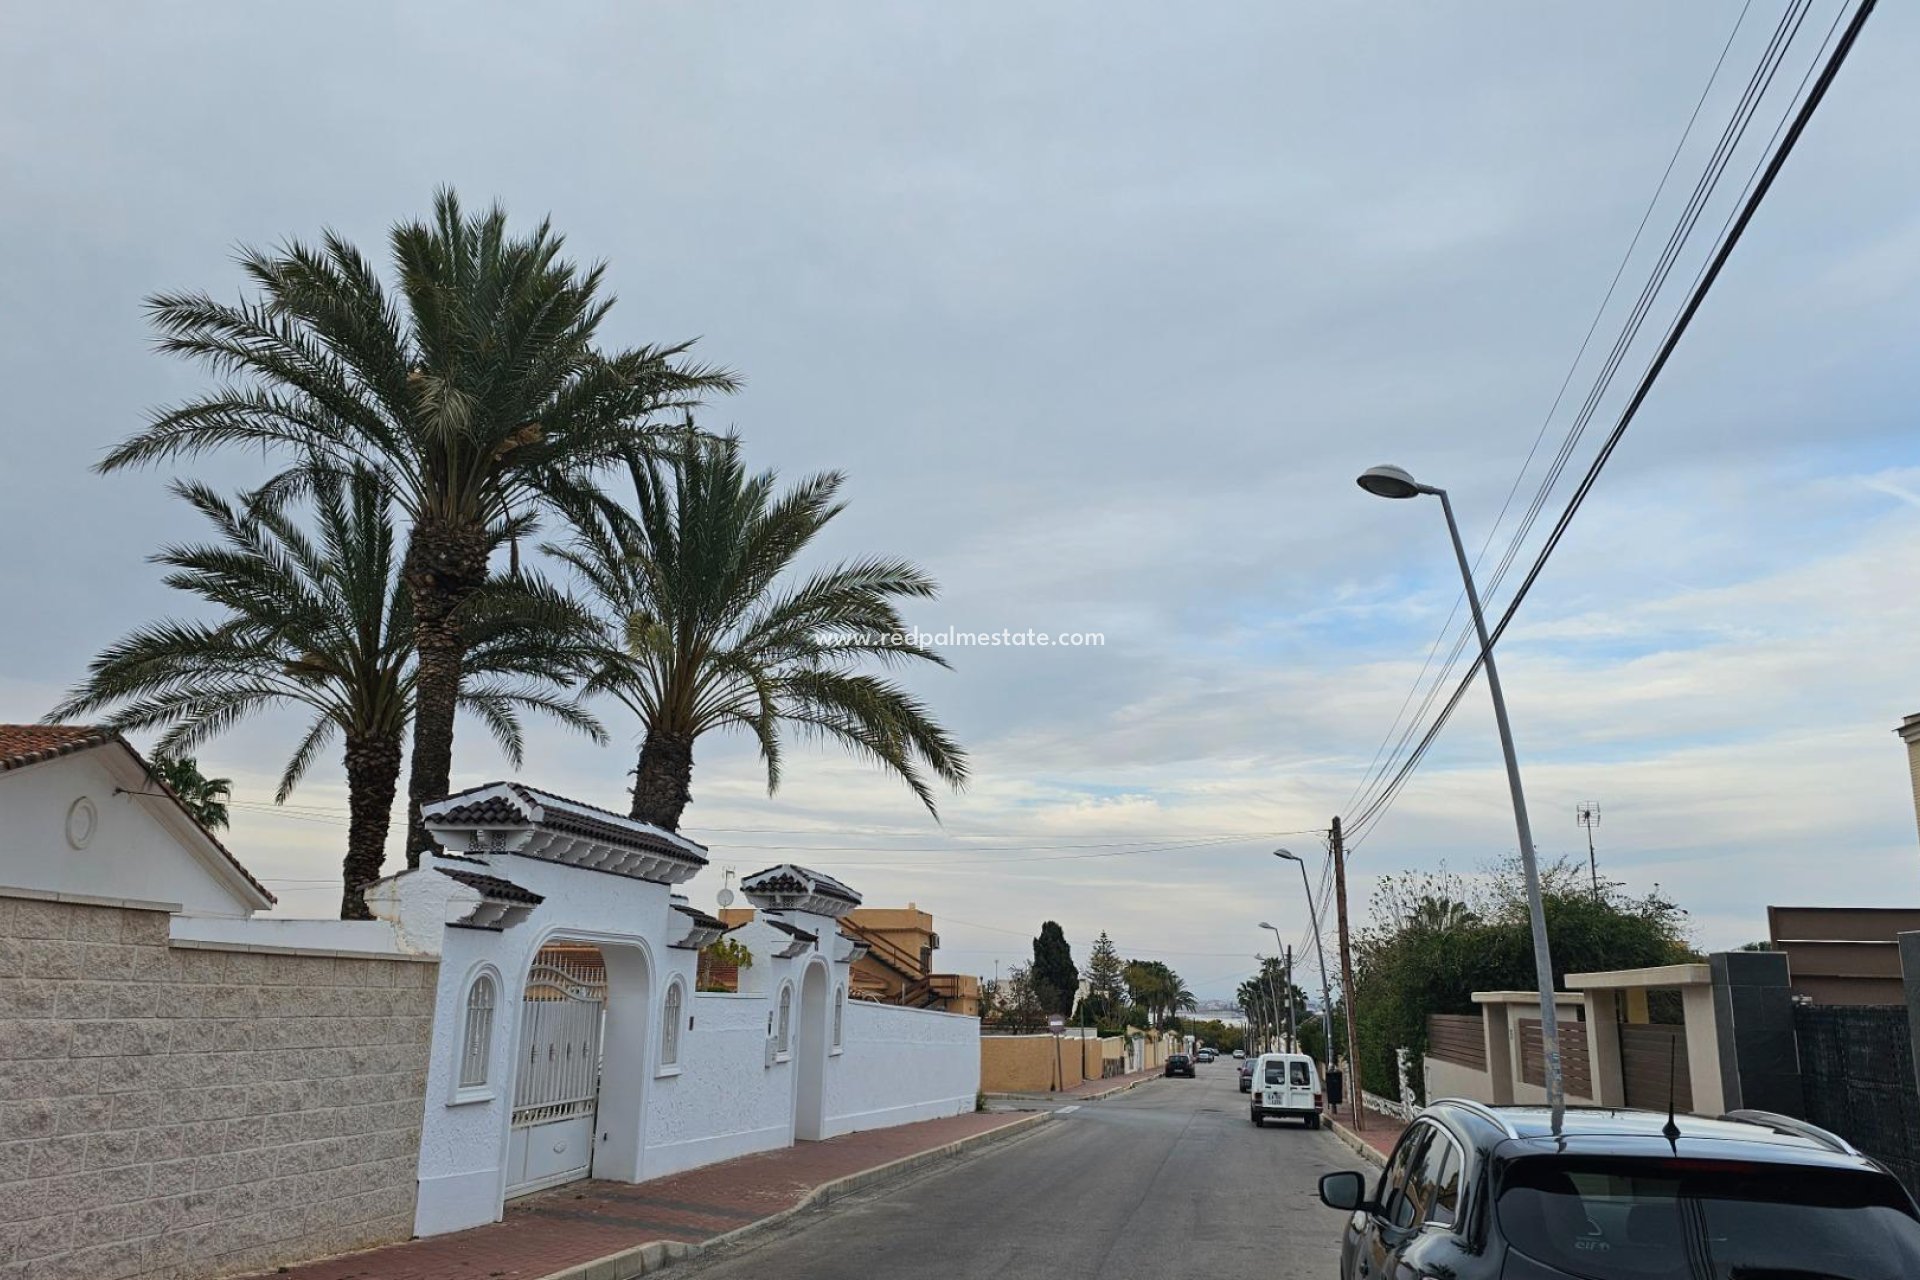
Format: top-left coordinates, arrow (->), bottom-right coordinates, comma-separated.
1720,1109 -> 1860,1157
1431,1097 -> 1520,1139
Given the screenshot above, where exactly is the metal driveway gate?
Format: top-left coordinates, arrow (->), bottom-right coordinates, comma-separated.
506,952 -> 607,1197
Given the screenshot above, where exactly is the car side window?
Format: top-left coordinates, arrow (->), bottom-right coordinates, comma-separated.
1425,1136 -> 1463,1228
1401,1125 -> 1443,1228
1290,1061 -> 1311,1086
1378,1125 -> 1433,1231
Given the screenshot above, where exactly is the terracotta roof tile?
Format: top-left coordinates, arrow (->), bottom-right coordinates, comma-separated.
671,902 -> 726,930
439,869 -> 544,906
426,781 -> 710,869
742,864 -> 861,905
762,916 -> 818,944
0,725 -> 118,772
0,724 -> 275,907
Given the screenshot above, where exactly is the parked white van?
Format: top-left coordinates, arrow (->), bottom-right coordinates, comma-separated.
1249,1053 -> 1322,1128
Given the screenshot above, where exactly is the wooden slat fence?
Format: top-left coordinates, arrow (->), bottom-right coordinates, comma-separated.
1426,1014 -> 1486,1071
1519,1018 -> 1593,1099
1620,1022 -> 1690,1113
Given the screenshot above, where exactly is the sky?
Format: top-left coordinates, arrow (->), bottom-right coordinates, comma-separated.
4,2 -> 1919,1001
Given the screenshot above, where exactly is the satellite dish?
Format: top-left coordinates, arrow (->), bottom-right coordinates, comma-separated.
717,887 -> 735,908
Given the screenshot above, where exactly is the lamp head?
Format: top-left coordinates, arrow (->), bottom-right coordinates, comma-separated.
1259,921 -> 1275,930
1272,848 -> 1300,863
1357,464 -> 1427,500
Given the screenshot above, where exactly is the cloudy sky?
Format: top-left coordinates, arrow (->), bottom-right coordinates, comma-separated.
4,2 -> 1917,1000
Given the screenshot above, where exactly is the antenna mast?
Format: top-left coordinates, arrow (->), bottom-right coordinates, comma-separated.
1577,803 -> 1602,898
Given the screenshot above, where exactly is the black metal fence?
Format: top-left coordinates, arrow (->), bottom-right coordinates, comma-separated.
1793,1004 -> 1920,1194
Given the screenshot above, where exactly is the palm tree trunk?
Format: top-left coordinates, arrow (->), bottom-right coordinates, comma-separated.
342,733 -> 404,920
629,727 -> 694,830
402,520 -> 491,866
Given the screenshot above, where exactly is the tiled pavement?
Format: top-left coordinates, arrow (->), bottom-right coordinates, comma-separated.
269,1111 -> 1032,1280
1330,1109 -> 1406,1164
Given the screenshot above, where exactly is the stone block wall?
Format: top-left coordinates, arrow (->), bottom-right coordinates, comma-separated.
0,894 -> 436,1280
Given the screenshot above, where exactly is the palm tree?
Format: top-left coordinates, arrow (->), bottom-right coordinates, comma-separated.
550,435 -> 967,830
49,470 -> 601,917
97,190 -> 736,863
148,754 -> 232,830
1124,960 -> 1193,1026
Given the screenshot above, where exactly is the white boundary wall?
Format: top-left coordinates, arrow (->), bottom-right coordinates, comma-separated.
823,1002 -> 980,1137
643,992 -> 793,1177
375,839 -> 985,1237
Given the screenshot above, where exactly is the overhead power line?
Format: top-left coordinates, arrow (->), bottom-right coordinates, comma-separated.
1345,0 -> 1786,831
1345,0 -> 1877,850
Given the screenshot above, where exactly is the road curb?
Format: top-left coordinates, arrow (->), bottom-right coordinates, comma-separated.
1328,1116 -> 1386,1168
983,1070 -> 1162,1104
1076,1073 -> 1159,1102
535,1113 -> 1054,1280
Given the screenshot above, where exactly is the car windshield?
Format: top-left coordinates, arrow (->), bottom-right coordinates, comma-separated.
1496,1155 -> 1920,1280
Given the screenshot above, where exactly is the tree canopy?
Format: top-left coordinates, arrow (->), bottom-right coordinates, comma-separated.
1351,857 -> 1693,1098
1031,921 -> 1078,1019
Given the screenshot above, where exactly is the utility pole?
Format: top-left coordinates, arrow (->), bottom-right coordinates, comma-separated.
1284,945 -> 1295,1051
1332,816 -> 1363,1129
1578,802 -> 1601,899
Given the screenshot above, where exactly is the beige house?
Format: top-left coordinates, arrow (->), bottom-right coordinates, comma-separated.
717,901 -> 980,1016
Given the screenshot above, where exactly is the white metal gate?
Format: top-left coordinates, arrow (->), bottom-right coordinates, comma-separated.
506,952 -> 607,1197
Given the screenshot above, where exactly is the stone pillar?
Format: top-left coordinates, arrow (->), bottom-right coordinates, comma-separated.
1483,1004 -> 1515,1105
1708,950 -> 1803,1116
1585,988 -> 1627,1108
1681,984 -> 1727,1116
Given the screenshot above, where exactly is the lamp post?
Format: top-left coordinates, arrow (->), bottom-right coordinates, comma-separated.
1357,463 -> 1564,1134
1255,952 -> 1280,1055
1259,923 -> 1291,1049
1271,847 -> 1336,1077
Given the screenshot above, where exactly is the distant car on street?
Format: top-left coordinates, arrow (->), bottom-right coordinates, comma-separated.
1163,1053 -> 1195,1078
1195,1048 -> 1216,1063
1231,1048 -> 1245,1059
1317,1099 -> 1920,1280
1237,1059 -> 1254,1093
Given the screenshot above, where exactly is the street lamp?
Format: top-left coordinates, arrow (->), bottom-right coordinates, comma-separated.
1258,923 -> 1290,1049
1272,849 -> 1335,1078
1357,463 -> 1565,1134
1253,951 -> 1280,1055
1251,921 -> 1297,1051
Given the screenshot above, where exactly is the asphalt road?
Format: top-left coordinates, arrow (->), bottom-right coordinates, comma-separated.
682,1061 -> 1371,1280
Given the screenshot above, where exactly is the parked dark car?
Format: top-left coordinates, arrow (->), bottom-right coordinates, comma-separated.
1317,1099 -> 1920,1280
1164,1053 -> 1195,1078
1237,1059 -> 1254,1092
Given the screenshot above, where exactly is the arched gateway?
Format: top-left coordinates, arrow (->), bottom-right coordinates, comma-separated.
374,783 -> 974,1242
394,783 -> 708,1236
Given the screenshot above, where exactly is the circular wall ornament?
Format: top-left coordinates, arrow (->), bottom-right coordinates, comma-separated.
65,796 -> 98,850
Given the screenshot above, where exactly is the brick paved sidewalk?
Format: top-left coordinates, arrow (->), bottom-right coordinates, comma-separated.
270,1111 -> 1032,1280
1330,1110 -> 1406,1164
